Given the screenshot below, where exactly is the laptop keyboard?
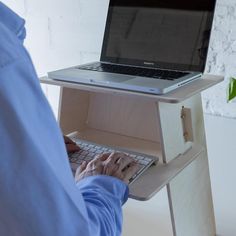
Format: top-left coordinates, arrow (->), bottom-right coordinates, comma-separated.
69,137 -> 158,185
78,62 -> 189,81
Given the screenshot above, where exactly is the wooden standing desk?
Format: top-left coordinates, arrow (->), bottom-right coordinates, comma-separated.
41,74 -> 223,236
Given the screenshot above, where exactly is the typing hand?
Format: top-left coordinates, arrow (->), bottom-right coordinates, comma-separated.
75,152 -> 139,184
63,135 -> 80,153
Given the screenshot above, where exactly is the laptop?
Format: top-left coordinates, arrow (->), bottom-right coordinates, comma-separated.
48,0 -> 216,94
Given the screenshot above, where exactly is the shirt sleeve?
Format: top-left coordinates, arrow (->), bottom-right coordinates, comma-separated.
0,31 -> 128,236
77,176 -> 129,236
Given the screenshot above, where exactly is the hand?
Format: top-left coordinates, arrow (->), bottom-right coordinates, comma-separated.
63,135 -> 80,153
75,152 -> 139,184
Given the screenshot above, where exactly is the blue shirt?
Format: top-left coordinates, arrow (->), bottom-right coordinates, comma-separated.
0,2 -> 128,235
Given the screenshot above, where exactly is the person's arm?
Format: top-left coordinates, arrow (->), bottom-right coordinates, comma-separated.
0,52 -> 139,236
0,3 -> 140,235
0,7 -> 138,235
75,153 -> 138,236
77,176 -> 128,236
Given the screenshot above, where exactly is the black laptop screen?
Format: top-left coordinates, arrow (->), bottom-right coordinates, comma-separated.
101,0 -> 216,72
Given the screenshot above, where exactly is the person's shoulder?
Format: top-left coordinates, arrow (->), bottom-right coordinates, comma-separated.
0,22 -> 21,69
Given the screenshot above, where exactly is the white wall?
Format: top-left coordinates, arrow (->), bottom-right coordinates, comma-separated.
204,114 -> 236,236
2,0 -> 236,235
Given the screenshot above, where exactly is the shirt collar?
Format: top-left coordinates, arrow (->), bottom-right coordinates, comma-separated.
0,2 -> 25,36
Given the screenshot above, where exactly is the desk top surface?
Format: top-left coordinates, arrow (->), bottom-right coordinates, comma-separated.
40,74 -> 223,104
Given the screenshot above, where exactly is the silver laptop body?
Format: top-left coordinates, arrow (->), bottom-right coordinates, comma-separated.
48,0 -> 216,95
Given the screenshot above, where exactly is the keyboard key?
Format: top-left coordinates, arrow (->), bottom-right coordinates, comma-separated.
87,152 -> 95,157
70,157 -> 77,163
76,160 -> 83,165
81,151 -> 88,155
71,153 -> 79,158
144,157 -> 152,162
71,163 -> 78,171
86,157 -> 93,162
95,150 -> 103,154
89,148 -> 97,153
130,154 -> 137,158
138,160 -> 150,165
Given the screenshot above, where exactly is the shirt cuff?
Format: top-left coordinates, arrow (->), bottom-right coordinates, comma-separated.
76,175 -> 129,205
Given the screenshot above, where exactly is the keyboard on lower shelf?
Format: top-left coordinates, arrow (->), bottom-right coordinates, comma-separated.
69,138 -> 159,185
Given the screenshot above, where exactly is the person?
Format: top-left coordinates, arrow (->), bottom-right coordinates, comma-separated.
0,2 -> 139,236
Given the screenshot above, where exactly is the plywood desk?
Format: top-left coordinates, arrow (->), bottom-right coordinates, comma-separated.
41,74 -> 223,236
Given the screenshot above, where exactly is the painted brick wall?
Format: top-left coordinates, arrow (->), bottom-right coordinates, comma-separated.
2,0 -> 236,118
204,0 -> 236,118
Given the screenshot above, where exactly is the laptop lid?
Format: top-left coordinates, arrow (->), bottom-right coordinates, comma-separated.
100,0 -> 216,73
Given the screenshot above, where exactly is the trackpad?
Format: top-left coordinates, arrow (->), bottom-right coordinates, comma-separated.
91,73 -> 133,83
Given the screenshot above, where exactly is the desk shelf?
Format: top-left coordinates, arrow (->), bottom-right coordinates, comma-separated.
68,129 -> 203,201
40,74 -> 223,104
129,145 -> 203,201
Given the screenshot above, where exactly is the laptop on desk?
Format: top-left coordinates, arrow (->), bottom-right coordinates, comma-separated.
48,0 -> 216,95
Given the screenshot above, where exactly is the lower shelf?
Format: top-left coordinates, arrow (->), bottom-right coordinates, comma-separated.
129,145 -> 204,201
68,129 -> 203,201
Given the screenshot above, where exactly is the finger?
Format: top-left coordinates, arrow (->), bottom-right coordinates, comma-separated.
102,152 -> 124,175
93,153 -> 111,162
116,155 -> 134,171
122,162 -> 140,184
66,143 -> 81,153
103,158 -> 121,175
76,161 -> 87,175
103,153 -> 133,177
87,153 -> 110,170
105,152 -> 123,165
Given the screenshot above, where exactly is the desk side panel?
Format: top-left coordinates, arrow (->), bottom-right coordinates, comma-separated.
158,94 -> 204,162
167,151 -> 216,236
59,87 -> 90,134
158,95 -> 215,236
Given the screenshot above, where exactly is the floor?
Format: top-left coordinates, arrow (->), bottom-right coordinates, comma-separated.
122,114 -> 236,236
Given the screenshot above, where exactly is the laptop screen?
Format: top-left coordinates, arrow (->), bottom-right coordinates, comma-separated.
101,0 -> 216,72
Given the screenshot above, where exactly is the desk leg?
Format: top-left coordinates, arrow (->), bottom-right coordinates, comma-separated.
167,151 -> 216,236
158,95 -> 216,236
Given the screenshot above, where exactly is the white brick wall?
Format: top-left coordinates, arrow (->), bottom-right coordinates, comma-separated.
2,0 -> 236,118
204,0 -> 236,118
